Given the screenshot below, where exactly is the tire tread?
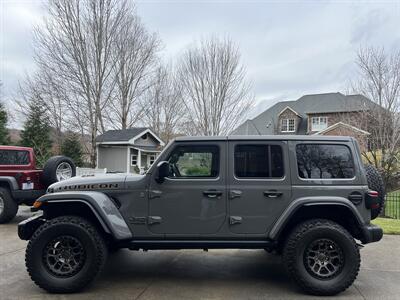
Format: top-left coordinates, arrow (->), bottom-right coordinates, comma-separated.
364,164 -> 385,219
0,187 -> 18,224
283,219 -> 360,296
25,215 -> 107,293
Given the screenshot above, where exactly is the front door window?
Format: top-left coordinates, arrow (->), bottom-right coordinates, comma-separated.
167,145 -> 219,178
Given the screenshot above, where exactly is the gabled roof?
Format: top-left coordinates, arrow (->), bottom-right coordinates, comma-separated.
278,106 -> 301,117
96,127 -> 165,146
313,122 -> 370,135
232,92 -> 375,136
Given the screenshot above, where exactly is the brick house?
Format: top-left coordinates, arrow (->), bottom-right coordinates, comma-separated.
232,92 -> 374,151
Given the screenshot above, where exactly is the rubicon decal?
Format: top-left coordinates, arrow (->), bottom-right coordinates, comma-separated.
48,183 -> 119,193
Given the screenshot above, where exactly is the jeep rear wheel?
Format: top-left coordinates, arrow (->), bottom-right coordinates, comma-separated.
0,187 -> 18,224
25,216 -> 107,293
283,219 -> 360,296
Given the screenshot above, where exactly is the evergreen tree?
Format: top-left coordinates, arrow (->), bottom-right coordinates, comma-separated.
0,81 -> 10,145
61,133 -> 84,167
0,101 -> 10,145
20,98 -> 53,167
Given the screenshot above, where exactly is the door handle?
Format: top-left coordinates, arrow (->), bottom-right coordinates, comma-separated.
229,190 -> 242,199
263,191 -> 283,198
203,190 -> 223,198
148,216 -> 162,225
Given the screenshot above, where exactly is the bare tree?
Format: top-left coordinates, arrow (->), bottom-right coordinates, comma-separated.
32,0 -> 143,166
142,64 -> 185,143
107,10 -> 160,130
351,46 -> 400,189
177,37 -> 253,136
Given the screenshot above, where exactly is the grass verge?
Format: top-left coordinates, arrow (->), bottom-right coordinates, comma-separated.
372,217 -> 400,235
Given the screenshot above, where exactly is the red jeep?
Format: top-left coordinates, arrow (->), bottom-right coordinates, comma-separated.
0,146 -> 76,223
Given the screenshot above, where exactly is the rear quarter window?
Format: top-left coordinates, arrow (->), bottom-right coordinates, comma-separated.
0,150 -> 30,165
296,144 -> 354,179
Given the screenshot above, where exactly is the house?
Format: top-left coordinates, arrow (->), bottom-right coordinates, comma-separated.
232,92 -> 374,151
96,127 -> 165,174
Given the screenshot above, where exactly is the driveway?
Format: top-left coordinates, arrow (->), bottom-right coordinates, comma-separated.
1,207 -> 399,300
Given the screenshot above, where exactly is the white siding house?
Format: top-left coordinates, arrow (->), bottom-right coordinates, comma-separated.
96,128 -> 165,174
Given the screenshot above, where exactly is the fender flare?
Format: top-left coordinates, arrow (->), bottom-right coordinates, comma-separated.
268,196 -> 365,240
0,177 -> 18,190
37,191 -> 132,240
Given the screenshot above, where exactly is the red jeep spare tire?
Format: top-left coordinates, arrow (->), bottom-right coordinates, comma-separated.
364,164 -> 385,220
42,156 -> 76,186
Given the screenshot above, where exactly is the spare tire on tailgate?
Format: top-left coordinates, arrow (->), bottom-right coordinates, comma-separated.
42,156 -> 76,186
364,164 -> 385,220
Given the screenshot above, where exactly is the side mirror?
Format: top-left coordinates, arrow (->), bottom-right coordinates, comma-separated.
156,161 -> 170,183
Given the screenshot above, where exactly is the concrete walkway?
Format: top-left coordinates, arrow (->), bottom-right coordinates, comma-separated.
1,207 -> 399,300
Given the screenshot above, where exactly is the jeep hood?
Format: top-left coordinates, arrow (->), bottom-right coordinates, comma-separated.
47,173 -> 144,193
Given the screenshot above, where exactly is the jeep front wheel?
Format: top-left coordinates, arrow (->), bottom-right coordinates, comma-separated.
25,216 -> 107,293
283,219 -> 360,296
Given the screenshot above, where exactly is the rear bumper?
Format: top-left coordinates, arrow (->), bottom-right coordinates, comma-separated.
11,189 -> 46,205
361,224 -> 383,244
18,214 -> 45,240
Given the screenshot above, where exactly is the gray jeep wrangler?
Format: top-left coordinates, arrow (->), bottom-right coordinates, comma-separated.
19,136 -> 384,296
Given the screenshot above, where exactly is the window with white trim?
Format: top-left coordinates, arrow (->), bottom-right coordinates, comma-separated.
149,155 -> 156,165
131,154 -> 138,166
311,117 -> 328,131
281,119 -> 295,132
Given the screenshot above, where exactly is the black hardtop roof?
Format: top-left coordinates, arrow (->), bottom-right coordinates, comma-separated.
174,135 -> 354,142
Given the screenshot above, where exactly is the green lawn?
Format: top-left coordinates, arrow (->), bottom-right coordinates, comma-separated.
372,217 -> 400,234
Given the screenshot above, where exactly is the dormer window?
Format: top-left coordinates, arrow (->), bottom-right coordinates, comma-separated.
311,117 -> 328,131
281,119 -> 295,132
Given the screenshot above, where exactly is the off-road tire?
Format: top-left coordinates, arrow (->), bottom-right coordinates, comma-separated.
283,219 -> 360,296
364,164 -> 385,219
42,156 -> 76,186
25,216 -> 107,293
0,187 -> 18,224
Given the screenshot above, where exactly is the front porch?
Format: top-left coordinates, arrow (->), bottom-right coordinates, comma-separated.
129,146 -> 160,174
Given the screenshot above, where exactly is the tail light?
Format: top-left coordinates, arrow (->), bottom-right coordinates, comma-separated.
365,190 -> 379,209
367,190 -> 379,197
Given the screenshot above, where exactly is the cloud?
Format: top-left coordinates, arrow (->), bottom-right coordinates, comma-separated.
1,1 -> 43,103
2,0 -> 400,126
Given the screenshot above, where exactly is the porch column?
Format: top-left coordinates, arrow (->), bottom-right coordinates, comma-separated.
126,147 -> 130,173
137,149 -> 142,173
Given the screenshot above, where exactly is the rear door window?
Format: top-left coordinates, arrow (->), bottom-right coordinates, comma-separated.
0,150 -> 30,165
296,144 -> 354,179
234,144 -> 284,178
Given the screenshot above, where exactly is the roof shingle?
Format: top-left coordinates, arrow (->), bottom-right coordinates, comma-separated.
96,127 -> 149,143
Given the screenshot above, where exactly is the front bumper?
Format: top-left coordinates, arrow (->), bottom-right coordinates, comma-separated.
361,223 -> 383,244
18,214 -> 45,240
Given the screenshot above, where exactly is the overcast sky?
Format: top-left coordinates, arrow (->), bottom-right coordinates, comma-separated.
1,0 -> 400,127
